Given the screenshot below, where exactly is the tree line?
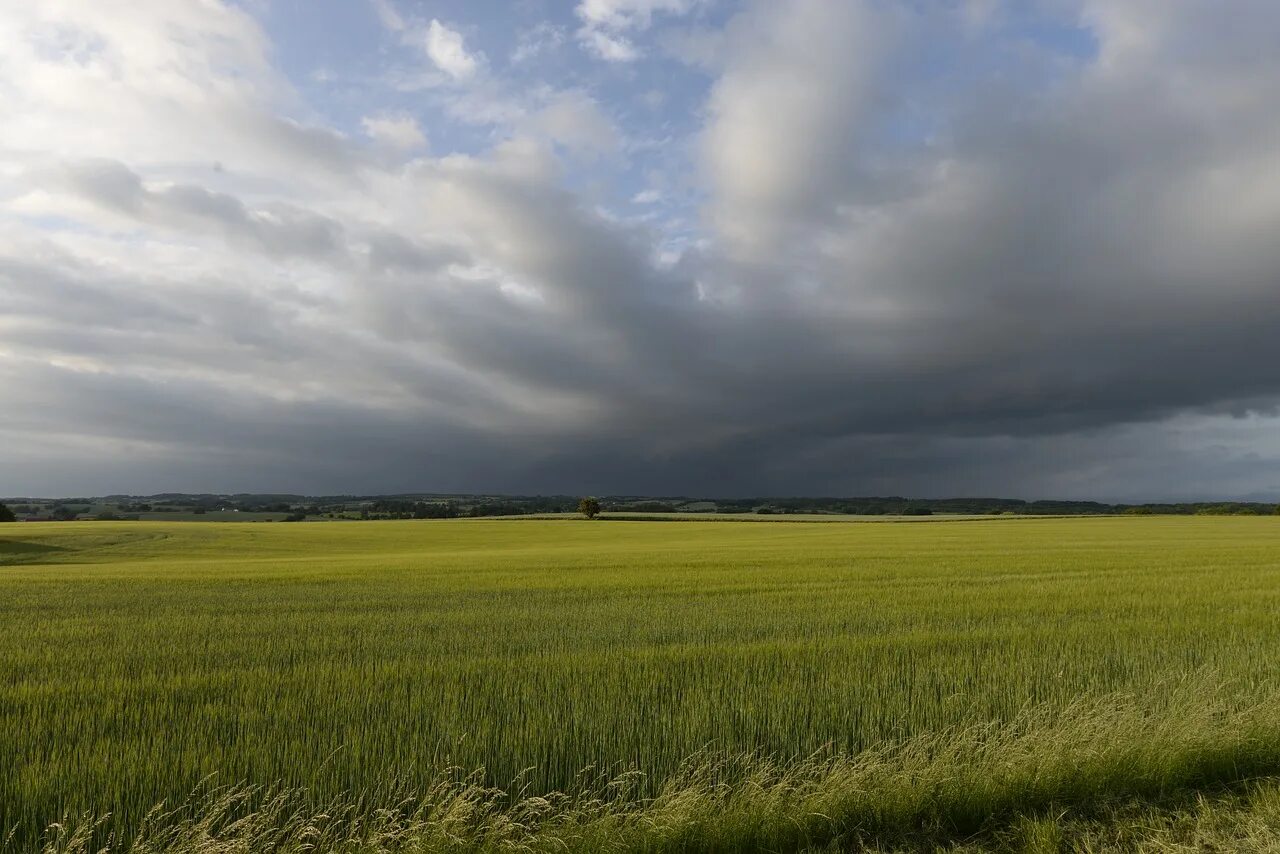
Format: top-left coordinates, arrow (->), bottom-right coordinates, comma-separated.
5,495 -> 1280,523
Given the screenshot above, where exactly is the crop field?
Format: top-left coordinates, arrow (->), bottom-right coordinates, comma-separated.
5,517 -> 1280,851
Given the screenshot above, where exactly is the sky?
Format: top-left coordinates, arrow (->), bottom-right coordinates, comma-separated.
3,0 -> 1280,501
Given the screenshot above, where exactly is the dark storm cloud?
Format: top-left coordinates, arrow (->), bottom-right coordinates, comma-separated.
5,0 -> 1280,499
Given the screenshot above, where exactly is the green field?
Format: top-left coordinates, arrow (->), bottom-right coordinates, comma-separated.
5,517 -> 1280,851
125,511 -> 292,523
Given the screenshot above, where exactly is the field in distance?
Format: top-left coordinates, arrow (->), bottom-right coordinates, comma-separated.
531,511 -> 1040,522
5,517 -> 1280,851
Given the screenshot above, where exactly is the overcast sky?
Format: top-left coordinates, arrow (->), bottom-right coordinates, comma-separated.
3,0 -> 1280,501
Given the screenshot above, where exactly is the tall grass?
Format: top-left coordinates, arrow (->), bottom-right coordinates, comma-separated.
4,517 -> 1280,849
19,684 -> 1280,852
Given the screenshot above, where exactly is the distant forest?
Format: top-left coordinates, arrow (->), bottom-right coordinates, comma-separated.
2,493 -> 1278,522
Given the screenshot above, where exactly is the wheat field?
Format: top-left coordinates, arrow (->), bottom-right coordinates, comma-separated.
4,516 -> 1280,851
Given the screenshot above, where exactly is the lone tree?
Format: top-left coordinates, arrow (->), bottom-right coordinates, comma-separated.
578,497 -> 601,520
0,502 -> 15,523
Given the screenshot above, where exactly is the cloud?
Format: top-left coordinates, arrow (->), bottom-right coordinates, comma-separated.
425,19 -> 480,79
529,92 -> 620,155
577,0 -> 699,31
368,0 -> 406,33
511,22 -> 567,64
6,0 -> 1280,499
578,29 -> 640,62
362,113 -> 427,151
0,0 -> 336,178
575,0 -> 700,61
701,0 -> 894,255
55,159 -> 347,259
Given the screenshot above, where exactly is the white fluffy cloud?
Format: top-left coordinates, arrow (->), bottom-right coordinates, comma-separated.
577,0 -> 699,30
575,0 -> 700,61
425,19 -> 479,79
578,29 -> 641,62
